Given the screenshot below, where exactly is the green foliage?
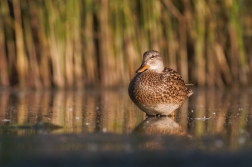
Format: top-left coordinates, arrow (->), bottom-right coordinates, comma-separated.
0,0 -> 252,88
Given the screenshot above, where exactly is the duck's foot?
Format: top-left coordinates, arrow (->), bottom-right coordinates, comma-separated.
146,112 -> 175,118
146,114 -> 156,118
168,112 -> 175,117
168,112 -> 175,120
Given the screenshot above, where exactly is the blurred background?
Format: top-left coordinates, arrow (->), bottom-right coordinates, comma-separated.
0,0 -> 252,89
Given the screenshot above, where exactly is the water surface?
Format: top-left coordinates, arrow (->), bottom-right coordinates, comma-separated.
1,88 -> 252,166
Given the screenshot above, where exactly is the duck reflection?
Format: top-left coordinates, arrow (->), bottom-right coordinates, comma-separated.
132,116 -> 190,150
133,116 -> 189,137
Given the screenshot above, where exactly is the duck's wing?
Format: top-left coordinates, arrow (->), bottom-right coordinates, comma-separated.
161,67 -> 185,85
161,67 -> 193,97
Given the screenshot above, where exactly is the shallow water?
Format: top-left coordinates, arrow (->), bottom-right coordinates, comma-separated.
1,88 -> 252,166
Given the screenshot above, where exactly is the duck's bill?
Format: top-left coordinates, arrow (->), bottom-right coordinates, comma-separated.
136,64 -> 150,73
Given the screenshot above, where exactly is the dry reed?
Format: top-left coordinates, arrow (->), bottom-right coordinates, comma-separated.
0,0 -> 252,88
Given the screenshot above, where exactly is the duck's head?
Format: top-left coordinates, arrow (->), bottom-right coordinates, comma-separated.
136,50 -> 164,73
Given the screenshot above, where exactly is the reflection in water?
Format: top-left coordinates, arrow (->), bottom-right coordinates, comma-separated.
186,89 -> 252,150
133,117 -> 188,137
0,88 -> 252,149
133,117 -> 190,150
0,89 -> 145,135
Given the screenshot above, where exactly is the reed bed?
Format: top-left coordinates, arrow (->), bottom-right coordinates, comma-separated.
0,0 -> 252,88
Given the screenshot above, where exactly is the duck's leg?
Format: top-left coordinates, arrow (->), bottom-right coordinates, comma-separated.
146,114 -> 156,118
169,112 -> 175,117
168,112 -> 175,120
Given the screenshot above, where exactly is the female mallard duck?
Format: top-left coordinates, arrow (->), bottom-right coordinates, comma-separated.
128,50 -> 193,116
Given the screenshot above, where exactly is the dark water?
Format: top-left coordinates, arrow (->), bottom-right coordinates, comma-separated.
1,88 -> 252,166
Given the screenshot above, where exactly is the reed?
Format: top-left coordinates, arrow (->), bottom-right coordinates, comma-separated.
0,0 -> 252,88
0,2 -> 9,86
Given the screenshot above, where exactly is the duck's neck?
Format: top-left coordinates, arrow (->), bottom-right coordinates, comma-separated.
148,67 -> 164,73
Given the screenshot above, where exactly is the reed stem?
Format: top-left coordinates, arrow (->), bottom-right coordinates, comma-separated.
0,0 -> 252,88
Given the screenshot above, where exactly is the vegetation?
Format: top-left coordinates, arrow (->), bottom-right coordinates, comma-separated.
0,0 -> 252,88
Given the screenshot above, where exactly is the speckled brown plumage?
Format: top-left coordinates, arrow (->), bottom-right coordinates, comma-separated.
128,50 -> 193,116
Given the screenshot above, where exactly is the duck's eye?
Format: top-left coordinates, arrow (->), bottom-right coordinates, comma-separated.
150,55 -> 155,59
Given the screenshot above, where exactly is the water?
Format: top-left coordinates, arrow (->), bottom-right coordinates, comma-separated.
0,88 -> 144,135
1,88 -> 252,166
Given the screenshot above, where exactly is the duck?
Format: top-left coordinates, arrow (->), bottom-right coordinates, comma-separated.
128,50 -> 193,116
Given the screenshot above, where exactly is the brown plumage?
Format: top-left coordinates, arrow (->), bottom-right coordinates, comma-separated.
128,50 -> 193,116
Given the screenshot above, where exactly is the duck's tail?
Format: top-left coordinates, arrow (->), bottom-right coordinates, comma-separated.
185,84 -> 194,97
187,89 -> 194,97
